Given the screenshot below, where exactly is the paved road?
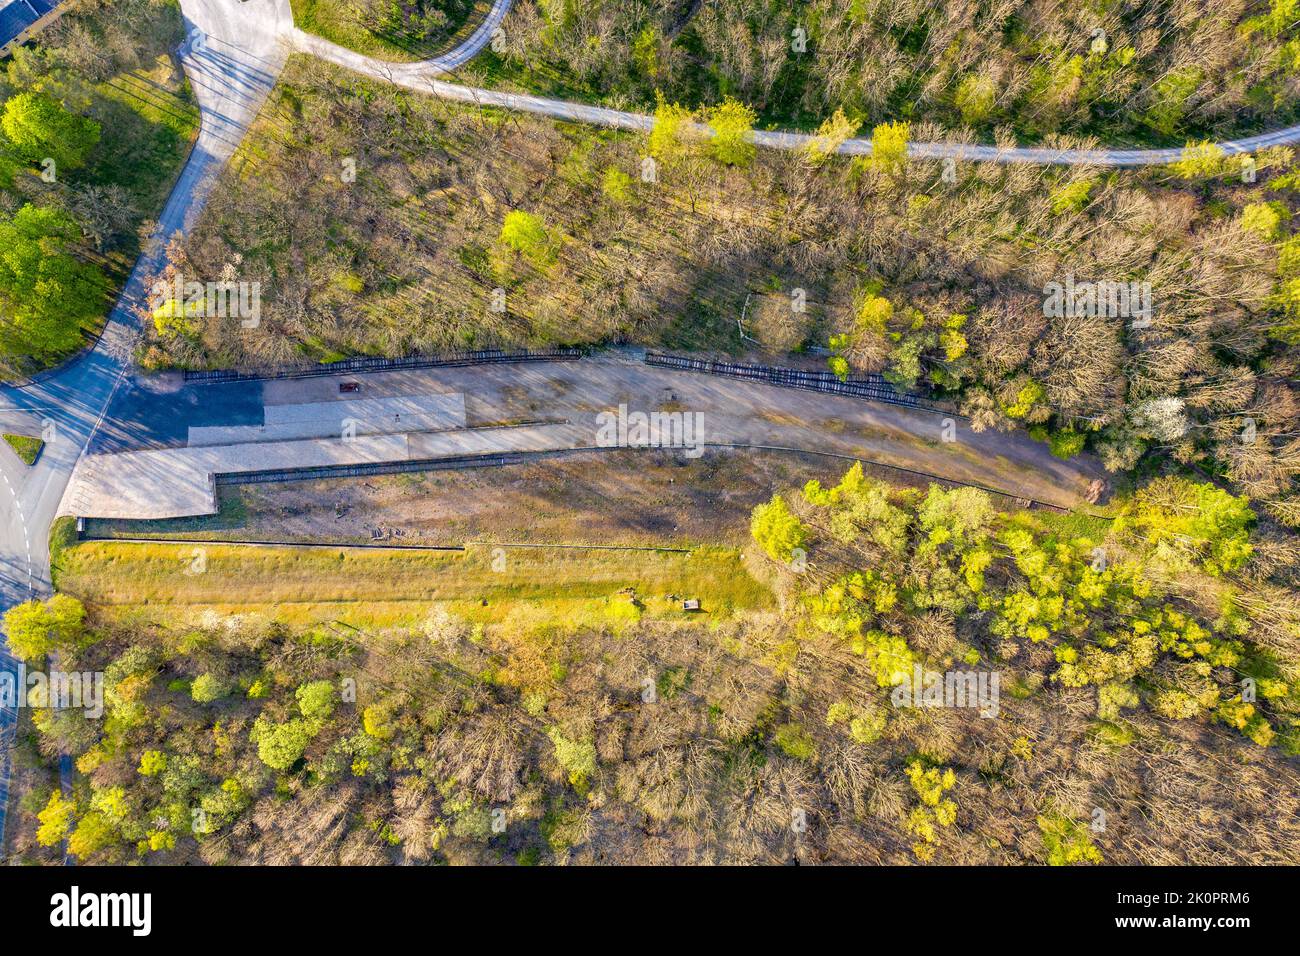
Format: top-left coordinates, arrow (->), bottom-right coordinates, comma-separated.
0,0 -> 291,854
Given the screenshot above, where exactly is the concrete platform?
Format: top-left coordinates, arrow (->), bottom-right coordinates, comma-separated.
61,355 -> 1110,521
188,393 -> 465,446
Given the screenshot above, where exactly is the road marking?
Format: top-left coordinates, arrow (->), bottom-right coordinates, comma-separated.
0,471 -> 32,598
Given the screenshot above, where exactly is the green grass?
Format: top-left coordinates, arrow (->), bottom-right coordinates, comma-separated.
49,516 -> 79,571
292,0 -> 482,63
2,433 -> 43,465
57,540 -> 772,631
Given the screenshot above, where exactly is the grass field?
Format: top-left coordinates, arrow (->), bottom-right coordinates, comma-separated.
56,538 -> 772,629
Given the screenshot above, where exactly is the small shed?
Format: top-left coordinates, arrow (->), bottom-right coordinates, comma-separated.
682,599 -> 701,612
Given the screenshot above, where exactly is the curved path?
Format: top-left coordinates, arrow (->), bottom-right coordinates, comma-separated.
283,0 -> 1300,167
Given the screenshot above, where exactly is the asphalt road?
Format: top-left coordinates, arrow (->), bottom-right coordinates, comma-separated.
0,0 -> 291,853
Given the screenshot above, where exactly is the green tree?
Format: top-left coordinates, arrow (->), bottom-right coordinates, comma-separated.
0,204 -> 107,362
1124,477 -> 1254,575
3,594 -> 86,662
751,495 -> 809,561
1048,427 -> 1086,459
869,121 -> 910,175
953,73 -> 997,125
1242,200 -> 1291,240
647,94 -> 697,162
190,673 -> 229,703
36,790 -> 76,846
138,750 -> 167,776
67,811 -> 116,859
546,726 -> 597,792
1,91 -> 101,170
705,97 -> 756,167
499,210 -> 555,268
1169,140 -> 1225,179
804,108 -> 860,165
253,717 -> 314,771
296,680 -> 337,722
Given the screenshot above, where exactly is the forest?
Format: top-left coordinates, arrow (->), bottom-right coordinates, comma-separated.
4,466 -> 1297,864
453,0 -> 1300,142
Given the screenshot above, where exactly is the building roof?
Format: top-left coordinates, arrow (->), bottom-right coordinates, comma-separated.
0,0 -> 62,51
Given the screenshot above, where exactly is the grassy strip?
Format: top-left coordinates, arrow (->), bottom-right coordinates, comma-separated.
56,539 -> 771,624
2,433 -> 43,465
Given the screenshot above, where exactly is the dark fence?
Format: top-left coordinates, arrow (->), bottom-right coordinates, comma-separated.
643,352 -> 931,409
215,452 -> 520,486
183,348 -> 583,384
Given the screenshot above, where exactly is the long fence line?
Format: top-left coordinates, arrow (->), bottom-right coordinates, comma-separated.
182,348 -> 583,384
643,352 -> 937,410
215,452 -> 519,485
77,534 -> 692,555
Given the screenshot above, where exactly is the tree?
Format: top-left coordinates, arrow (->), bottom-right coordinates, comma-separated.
138,750 -> 166,776
296,680 -> 336,722
954,73 -> 997,125
1,91 -> 101,170
67,811 -> 116,859
190,673 -> 228,703
1242,200 -> 1291,240
705,97 -> 756,167
253,717 -> 314,771
869,121 -> 910,175
36,790 -> 76,847
499,210 -> 555,268
1048,427 -> 1086,459
3,594 -> 86,662
1125,477 -> 1254,575
647,94 -> 698,163
0,204 -> 107,362
751,495 -> 809,561
803,108 -> 860,165
1169,141 -> 1225,179
1123,478 -> 1253,574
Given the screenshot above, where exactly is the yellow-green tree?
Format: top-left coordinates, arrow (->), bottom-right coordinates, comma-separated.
869,121 -> 910,175
705,98 -> 757,167
3,594 -> 86,662
804,108 -> 861,165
